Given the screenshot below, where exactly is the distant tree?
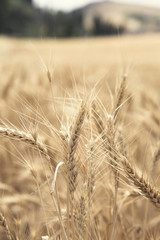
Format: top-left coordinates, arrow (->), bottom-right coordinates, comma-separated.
92,17 -> 124,36
55,10 -> 84,37
6,0 -> 38,36
0,0 -> 40,36
0,0 -> 10,32
23,0 -> 32,4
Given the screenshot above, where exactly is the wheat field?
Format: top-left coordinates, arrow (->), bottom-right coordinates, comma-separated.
0,34 -> 160,240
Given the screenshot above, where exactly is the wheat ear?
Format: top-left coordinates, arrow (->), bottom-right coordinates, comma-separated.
122,156 -> 160,208
66,101 -> 86,193
92,103 -> 160,209
0,126 -> 56,168
113,74 -> 127,123
92,102 -> 107,142
65,101 -> 86,238
78,193 -> 87,240
0,212 -> 12,240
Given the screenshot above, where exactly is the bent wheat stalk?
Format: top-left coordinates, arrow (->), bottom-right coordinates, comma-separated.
122,156 -> 160,208
0,126 -> 56,168
92,103 -> 160,209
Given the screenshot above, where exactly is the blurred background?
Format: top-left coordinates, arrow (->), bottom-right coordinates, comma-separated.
1,0 -> 160,38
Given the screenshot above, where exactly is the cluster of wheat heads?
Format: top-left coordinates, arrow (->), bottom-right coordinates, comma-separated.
0,73 -> 160,240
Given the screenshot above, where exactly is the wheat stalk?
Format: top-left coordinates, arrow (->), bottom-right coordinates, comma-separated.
113,74 -> 127,123
65,101 -> 86,238
122,156 -> 160,208
87,146 -> 94,240
92,102 -> 107,142
0,212 -> 12,240
92,102 -> 160,209
0,126 -> 56,168
78,194 -> 87,240
66,101 -> 86,194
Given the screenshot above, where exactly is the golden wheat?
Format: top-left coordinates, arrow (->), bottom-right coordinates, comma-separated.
0,35 -> 160,239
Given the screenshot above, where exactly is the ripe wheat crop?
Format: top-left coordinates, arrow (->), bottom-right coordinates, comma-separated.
0,34 -> 160,239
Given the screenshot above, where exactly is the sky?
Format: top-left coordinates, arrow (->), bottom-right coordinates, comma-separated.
33,0 -> 160,11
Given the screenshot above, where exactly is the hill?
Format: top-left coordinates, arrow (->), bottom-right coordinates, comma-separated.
78,1 -> 160,33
